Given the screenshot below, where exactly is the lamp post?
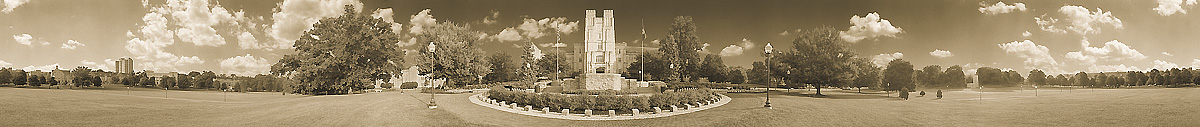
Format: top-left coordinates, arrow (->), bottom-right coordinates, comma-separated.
427,41 -> 438,109
764,43 -> 773,109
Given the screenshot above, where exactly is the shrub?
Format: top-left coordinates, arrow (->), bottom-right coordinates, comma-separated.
399,82 -> 418,89
561,90 -> 638,95
380,83 -> 394,89
487,88 -> 716,112
667,82 -> 736,89
936,90 -> 943,98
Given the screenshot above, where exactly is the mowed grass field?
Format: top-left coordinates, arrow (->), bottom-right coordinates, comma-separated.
2,85 -> 1199,127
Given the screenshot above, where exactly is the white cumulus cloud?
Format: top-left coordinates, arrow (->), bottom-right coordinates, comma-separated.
871,52 -> 904,68
840,12 -> 903,43
1022,31 -> 1031,37
481,10 -> 499,25
1088,64 -> 1140,72
167,0 -> 237,47
719,38 -> 757,57
21,63 -> 60,72
1152,60 -> 1178,70
1162,52 -> 1173,56
1064,39 -> 1146,65
370,7 -> 404,35
12,33 -> 32,46
492,17 -> 579,42
978,1 -> 1027,14
1154,0 -> 1198,16
409,9 -> 436,34
220,54 -> 272,76
267,0 -> 363,49
61,40 -> 85,50
1192,59 -> 1200,68
1034,14 -> 1067,34
397,37 -> 417,47
80,60 -> 112,71
0,60 -> 11,67
1048,6 -> 1124,34
236,31 -> 262,50
126,6 -> 206,72
493,28 -> 523,42
2,0 -> 29,13
929,49 -> 954,58
998,40 -> 1061,73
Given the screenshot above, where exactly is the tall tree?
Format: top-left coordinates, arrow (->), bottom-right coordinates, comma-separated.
663,16 -> 702,82
12,70 -> 25,86
747,61 -> 769,85
781,26 -> 856,95
0,68 -> 10,84
48,77 -> 57,86
976,67 -> 1003,87
515,42 -> 540,85
1073,72 -> 1091,86
161,76 -> 176,89
1028,69 -> 1047,86
727,68 -> 746,84
1177,68 -> 1193,85
271,5 -> 402,95
140,77 -> 156,87
72,66 -> 91,87
1148,69 -> 1162,85
627,52 -> 671,81
700,54 -> 727,82
1005,70 -> 1024,86
943,65 -> 966,88
883,59 -> 914,91
197,71 -> 217,89
484,53 -> 516,83
413,21 -> 492,87
537,50 -> 579,80
850,58 -> 881,89
91,76 -> 102,87
28,75 -> 41,86
919,65 -> 942,88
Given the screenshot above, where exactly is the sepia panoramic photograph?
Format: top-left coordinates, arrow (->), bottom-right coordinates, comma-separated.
2,0 -> 1200,126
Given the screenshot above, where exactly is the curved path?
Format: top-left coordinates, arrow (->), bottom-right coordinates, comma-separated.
469,93 -> 732,120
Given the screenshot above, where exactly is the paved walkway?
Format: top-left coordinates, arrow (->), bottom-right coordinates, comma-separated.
468,93 -> 732,120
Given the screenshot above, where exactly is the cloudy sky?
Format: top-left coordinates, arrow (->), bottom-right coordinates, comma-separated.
1,0 -> 1198,76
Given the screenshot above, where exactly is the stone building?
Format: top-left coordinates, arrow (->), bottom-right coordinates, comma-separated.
563,9 -> 645,91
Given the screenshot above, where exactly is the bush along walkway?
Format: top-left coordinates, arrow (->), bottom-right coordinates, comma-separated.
468,92 -> 732,120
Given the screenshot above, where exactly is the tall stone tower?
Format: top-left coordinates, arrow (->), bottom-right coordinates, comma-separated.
584,9 -> 616,73
572,9 -> 630,91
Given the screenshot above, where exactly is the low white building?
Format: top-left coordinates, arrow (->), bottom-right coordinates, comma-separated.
386,66 -> 443,88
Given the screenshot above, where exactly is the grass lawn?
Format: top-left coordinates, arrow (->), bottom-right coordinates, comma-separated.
1,85 -> 1198,126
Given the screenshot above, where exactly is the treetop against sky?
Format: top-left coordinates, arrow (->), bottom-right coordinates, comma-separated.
0,0 -> 1198,76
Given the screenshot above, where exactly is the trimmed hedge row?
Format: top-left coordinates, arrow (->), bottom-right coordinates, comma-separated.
667,82 -> 737,89
487,88 -> 718,111
560,90 -> 639,95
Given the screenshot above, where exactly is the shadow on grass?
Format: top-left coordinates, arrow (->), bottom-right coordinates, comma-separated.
408,94 -> 430,104
422,108 -> 494,127
777,92 -> 893,99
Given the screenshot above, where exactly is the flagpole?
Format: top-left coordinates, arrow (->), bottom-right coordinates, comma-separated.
640,19 -> 646,81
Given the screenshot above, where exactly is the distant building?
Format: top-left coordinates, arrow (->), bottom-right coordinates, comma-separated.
389,66 -> 443,88
114,58 -> 134,74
